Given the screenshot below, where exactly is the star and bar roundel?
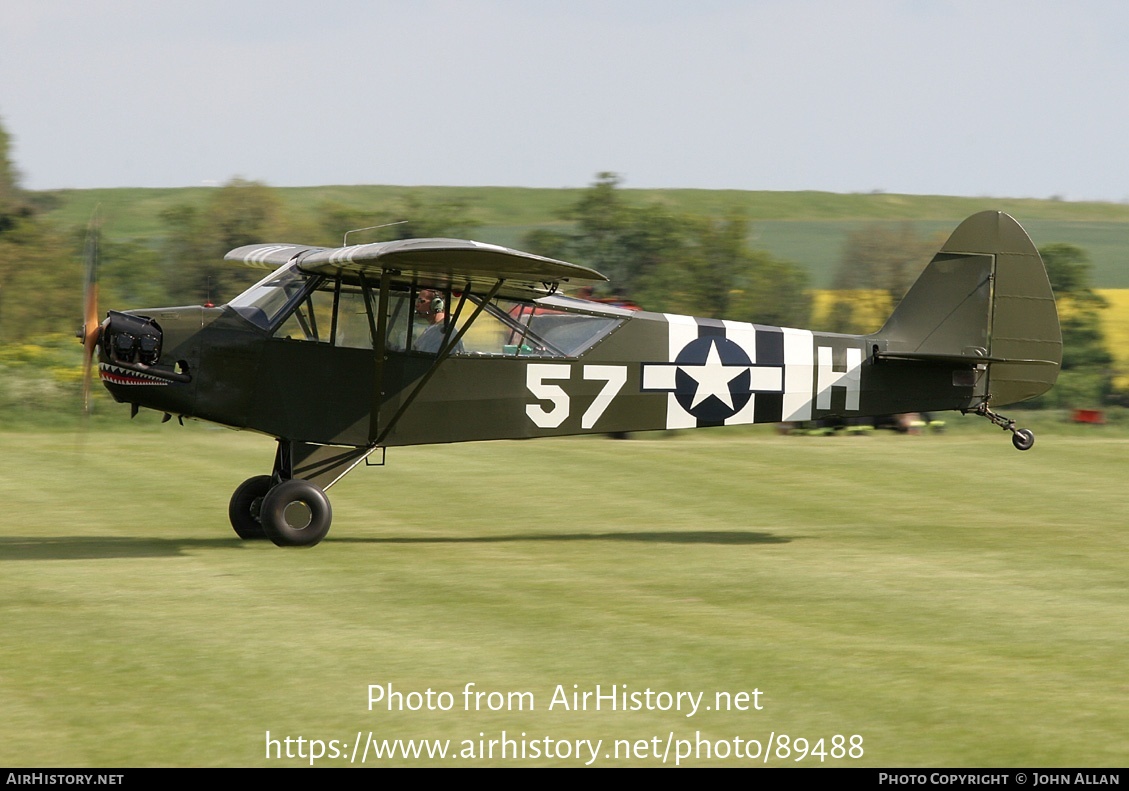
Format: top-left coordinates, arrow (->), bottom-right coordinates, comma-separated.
641,314 -> 853,429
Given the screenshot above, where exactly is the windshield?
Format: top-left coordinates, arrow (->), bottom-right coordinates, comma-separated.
226,265 -> 310,329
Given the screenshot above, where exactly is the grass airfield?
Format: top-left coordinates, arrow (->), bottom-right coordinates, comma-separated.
1,415 -> 1126,766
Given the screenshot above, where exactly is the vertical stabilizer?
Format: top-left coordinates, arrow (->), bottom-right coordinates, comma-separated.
876,211 -> 1061,406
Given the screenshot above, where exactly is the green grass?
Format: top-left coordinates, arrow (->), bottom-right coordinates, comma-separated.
1,417 -> 1126,766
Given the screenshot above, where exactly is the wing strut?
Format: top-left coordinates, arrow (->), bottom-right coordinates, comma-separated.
360,269 -> 393,443
373,278 -> 505,447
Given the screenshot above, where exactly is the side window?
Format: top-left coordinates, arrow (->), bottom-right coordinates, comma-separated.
451,305 -> 520,355
273,279 -> 374,348
526,312 -> 621,357
382,288 -> 460,355
383,292 -> 413,352
275,287 -> 335,342
380,289 -> 524,357
435,296 -> 623,358
334,288 -> 373,349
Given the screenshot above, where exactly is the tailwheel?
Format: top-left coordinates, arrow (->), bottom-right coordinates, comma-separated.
1012,428 -> 1035,451
229,475 -> 274,540
260,479 -> 332,547
970,402 -> 1035,451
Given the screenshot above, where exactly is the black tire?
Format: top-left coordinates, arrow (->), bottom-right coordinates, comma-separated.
229,475 -> 274,540
1012,428 -> 1035,451
260,479 -> 332,547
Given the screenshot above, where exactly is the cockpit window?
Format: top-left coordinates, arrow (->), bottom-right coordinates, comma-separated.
227,265 -> 309,329
398,295 -> 621,358
382,290 -> 622,358
273,278 -> 374,349
511,299 -> 623,357
240,269 -> 624,359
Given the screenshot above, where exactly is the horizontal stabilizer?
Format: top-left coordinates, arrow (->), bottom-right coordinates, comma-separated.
875,351 -> 1059,366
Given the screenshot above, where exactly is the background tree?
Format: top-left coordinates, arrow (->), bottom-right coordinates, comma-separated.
0,217 -> 78,341
522,173 -> 810,326
823,223 -> 942,333
0,115 -> 34,233
161,178 -> 284,305
98,236 -> 166,309
316,194 -> 482,246
650,211 -> 811,325
160,182 -> 487,305
0,114 -> 81,340
727,249 -> 812,328
391,195 -> 482,240
1036,243 -> 1114,407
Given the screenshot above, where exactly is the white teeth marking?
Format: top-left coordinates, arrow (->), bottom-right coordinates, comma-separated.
98,363 -> 171,386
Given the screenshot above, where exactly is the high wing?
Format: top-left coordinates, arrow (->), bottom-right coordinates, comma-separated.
225,238 -> 607,298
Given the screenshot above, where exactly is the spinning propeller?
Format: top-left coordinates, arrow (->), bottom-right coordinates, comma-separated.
79,213 -> 102,416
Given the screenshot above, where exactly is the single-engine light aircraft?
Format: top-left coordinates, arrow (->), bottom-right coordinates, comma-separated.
80,211 -> 1061,547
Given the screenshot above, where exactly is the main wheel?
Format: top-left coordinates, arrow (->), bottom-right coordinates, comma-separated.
229,475 -> 274,539
1012,428 -> 1035,451
259,479 -> 332,547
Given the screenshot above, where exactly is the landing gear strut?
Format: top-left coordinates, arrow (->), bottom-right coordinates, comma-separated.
968,402 -> 1035,451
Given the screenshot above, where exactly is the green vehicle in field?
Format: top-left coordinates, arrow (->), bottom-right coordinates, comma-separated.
82,211 -> 1061,547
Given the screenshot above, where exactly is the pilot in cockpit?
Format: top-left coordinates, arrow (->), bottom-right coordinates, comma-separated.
414,289 -> 454,354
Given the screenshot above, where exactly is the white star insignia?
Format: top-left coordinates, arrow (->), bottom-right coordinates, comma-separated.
680,340 -> 747,409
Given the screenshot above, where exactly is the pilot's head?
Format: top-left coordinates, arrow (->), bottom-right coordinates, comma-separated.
415,289 -> 445,323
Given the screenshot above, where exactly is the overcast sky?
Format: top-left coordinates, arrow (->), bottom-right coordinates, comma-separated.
2,1 -> 1127,201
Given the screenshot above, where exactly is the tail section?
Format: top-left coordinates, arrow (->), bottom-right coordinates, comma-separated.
874,211 -> 1061,407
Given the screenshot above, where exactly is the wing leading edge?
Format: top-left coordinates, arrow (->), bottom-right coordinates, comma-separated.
225,238 -> 607,297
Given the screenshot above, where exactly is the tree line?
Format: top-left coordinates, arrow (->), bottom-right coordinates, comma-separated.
520,173 -> 810,328
0,116 -> 1116,407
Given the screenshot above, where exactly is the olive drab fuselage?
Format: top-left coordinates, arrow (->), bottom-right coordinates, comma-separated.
97,294 -> 985,448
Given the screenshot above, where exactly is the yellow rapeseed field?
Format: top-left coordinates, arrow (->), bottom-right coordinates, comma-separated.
810,290 -> 891,333
1096,289 -> 1129,390
812,289 -> 1129,391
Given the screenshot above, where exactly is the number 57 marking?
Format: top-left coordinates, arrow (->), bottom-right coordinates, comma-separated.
525,364 -> 627,429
